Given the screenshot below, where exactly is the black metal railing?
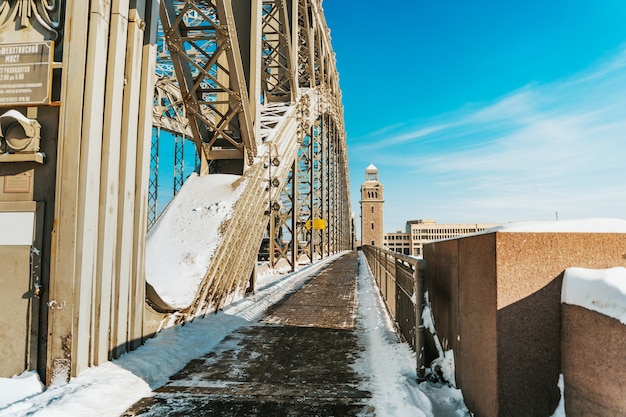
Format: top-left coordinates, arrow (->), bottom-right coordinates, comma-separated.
361,245 -> 426,380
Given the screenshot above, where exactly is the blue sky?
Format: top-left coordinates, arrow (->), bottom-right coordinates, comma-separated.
323,0 -> 626,232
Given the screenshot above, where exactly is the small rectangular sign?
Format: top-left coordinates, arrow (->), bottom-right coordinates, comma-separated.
0,41 -> 53,106
0,211 -> 35,245
4,172 -> 32,193
306,219 -> 328,230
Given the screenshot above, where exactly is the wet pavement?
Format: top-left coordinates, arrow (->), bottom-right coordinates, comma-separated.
121,252 -> 373,416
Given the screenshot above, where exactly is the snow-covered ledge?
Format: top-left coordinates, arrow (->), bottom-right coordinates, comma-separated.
145,173 -> 246,310
562,267 -> 626,323
488,217 -> 626,234
422,218 -> 626,417
560,267 -> 626,417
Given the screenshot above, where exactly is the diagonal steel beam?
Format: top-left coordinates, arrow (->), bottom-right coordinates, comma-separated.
261,0 -> 294,102
159,0 -> 255,169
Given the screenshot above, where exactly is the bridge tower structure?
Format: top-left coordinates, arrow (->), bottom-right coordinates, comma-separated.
360,164 -> 384,247
0,0 -> 349,385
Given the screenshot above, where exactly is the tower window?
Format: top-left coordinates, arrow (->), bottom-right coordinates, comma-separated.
371,222 -> 374,230
371,206 -> 374,214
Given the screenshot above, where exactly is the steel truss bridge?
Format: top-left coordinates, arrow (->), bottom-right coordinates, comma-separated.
0,0 -> 351,385
147,0 -> 352,318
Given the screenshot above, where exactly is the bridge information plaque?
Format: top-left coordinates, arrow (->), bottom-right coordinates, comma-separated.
0,41 -> 53,107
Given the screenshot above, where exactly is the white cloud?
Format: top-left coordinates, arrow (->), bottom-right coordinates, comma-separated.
351,123 -> 454,151
353,45 -> 626,225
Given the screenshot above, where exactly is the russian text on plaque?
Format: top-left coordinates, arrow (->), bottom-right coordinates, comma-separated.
0,41 -> 53,107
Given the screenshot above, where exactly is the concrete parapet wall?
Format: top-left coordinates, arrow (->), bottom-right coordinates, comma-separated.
423,232 -> 626,417
561,304 -> 626,417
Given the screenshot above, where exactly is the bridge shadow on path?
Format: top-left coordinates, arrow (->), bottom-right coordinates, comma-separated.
121,252 -> 373,416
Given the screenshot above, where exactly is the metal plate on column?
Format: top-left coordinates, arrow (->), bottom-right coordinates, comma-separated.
0,41 -> 53,107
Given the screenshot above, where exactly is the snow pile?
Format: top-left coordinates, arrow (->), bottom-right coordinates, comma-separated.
562,266 -> 626,324
0,253 -> 471,417
491,218 -> 626,233
550,375 -> 566,417
422,292 -> 456,387
356,252 -> 469,416
0,258 -> 335,417
0,372 -> 43,409
430,350 -> 457,389
145,173 -> 246,309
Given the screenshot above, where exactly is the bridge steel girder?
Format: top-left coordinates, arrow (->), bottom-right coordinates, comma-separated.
148,127 -> 160,229
159,0 -> 256,171
146,0 -> 351,328
261,0 -> 295,103
0,0 -> 349,386
261,1 -> 349,269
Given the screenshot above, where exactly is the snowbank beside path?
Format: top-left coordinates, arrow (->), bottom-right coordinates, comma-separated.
0,372 -> 43,410
0,257 -> 337,417
0,252 -> 472,417
145,173 -> 246,309
355,251 -> 470,417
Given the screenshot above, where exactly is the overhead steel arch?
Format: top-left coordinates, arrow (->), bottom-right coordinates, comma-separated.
145,0 -> 351,324
22,0 -> 350,385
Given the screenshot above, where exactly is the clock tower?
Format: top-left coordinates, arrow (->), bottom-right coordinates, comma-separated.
360,164 -> 384,246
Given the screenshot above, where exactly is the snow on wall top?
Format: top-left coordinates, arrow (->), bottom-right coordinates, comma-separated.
489,218 -> 626,233
145,173 -> 246,309
562,267 -> 626,324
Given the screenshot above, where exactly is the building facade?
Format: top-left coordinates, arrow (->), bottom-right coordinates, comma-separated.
384,220 -> 501,257
405,219 -> 501,257
360,164 -> 384,246
383,231 -> 412,255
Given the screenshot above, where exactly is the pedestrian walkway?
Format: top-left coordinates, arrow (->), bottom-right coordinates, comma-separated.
121,251 -> 373,416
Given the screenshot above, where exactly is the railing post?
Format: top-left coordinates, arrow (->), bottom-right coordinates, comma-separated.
414,258 -> 426,381
393,252 -> 399,319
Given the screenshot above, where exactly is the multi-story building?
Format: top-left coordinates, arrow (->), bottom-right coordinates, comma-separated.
359,164 -> 384,246
405,219 -> 501,257
361,165 -> 499,254
383,231 -> 411,255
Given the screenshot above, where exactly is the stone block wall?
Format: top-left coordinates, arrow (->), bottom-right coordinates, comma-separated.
423,232 -> 626,417
561,304 -> 626,417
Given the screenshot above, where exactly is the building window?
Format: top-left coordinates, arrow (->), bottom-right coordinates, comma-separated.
371,222 -> 374,230
371,206 -> 374,214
